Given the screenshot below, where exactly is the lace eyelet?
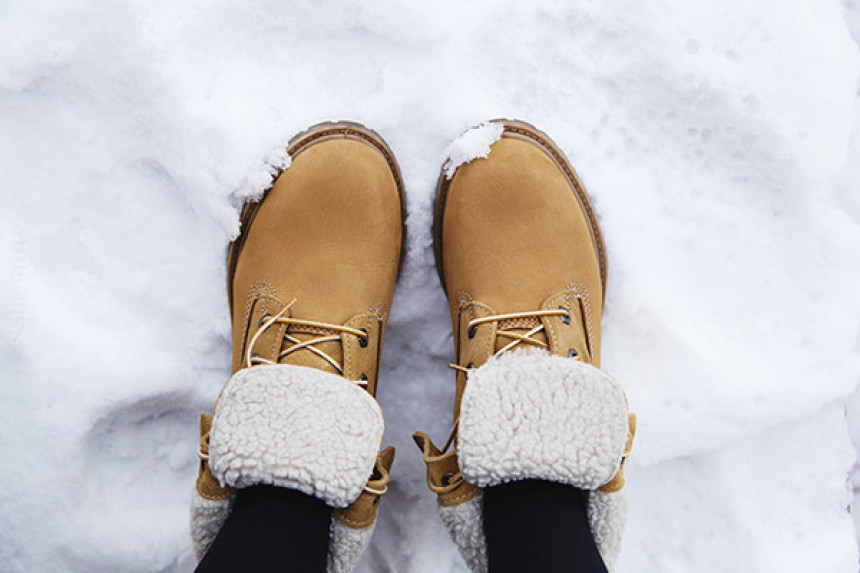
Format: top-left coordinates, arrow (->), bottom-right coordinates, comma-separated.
568,349 -> 579,358
359,373 -> 368,381
258,314 -> 272,327
466,362 -> 474,369
359,329 -> 369,348
467,325 -> 477,339
559,307 -> 571,325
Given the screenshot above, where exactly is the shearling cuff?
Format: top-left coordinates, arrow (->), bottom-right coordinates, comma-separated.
190,364 -> 390,572
458,351 -> 630,489
209,364 -> 384,508
419,351 -> 634,572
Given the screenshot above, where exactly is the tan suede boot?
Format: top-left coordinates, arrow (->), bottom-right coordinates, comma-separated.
414,120 -> 635,572
191,121 -> 405,573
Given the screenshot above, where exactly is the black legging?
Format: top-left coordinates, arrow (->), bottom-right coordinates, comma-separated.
196,480 -> 607,573
195,486 -> 332,573
483,479 -> 608,573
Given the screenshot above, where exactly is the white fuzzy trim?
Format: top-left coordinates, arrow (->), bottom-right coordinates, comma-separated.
327,518 -> 376,573
439,352 -> 632,572
458,352 -> 629,489
209,364 -> 384,508
438,495 -> 488,573
189,487 -> 234,562
587,488 -> 628,571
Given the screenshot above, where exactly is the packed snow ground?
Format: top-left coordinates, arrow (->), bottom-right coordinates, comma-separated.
2,1 -> 860,571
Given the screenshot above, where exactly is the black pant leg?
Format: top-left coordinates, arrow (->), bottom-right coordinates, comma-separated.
483,479 -> 608,573
195,486 -> 332,573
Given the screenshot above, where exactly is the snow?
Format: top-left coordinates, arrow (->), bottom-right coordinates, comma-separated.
442,122 -> 504,179
1,1 -> 859,571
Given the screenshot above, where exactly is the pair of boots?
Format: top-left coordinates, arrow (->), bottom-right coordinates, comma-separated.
190,120 -> 636,572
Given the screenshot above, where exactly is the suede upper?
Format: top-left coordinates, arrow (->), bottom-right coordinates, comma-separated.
229,129 -> 404,394
441,135 -> 604,328
435,121 -> 607,422
420,120 -> 632,573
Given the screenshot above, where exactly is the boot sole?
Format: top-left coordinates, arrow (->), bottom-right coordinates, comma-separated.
227,121 -> 408,317
432,118 -> 608,305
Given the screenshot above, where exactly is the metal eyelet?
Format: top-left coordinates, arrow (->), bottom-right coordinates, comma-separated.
359,328 -> 369,348
467,325 -> 477,339
559,307 -> 571,325
568,349 -> 579,358
258,314 -> 272,327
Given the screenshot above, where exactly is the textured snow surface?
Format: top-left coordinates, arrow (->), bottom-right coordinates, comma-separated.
442,122 -> 503,179
1,1 -> 860,571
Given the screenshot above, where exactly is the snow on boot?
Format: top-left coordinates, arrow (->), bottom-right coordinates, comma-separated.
191,121 -> 405,572
414,119 -> 635,572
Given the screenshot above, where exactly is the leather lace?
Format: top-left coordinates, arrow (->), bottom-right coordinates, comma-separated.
245,299 -> 369,387
448,307 -> 571,374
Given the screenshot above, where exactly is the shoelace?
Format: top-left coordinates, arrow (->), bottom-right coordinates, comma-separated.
245,299 -> 370,387
447,308 -> 571,374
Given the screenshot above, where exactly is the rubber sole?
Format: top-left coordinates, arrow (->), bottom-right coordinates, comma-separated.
432,118 -> 608,305
226,121 -> 407,316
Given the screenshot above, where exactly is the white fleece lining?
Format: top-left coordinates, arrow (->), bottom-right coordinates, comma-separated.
438,495 -> 488,573
189,488 -> 234,562
458,351 -> 629,489
587,488 -> 628,571
328,518 -> 376,573
209,364 -> 384,508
